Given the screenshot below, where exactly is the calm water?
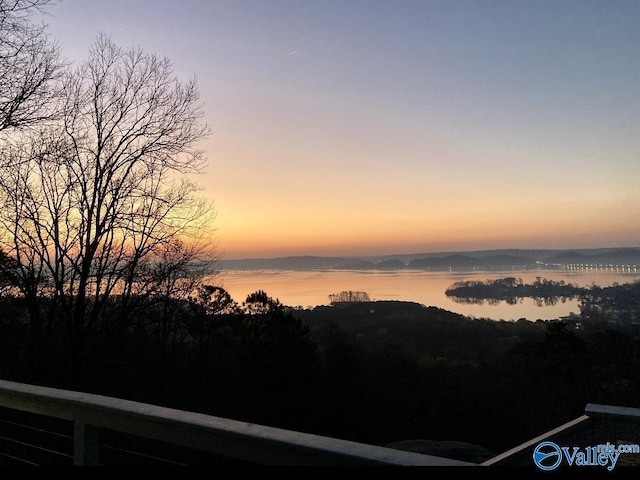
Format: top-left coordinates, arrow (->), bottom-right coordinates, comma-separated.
214,267 -> 640,321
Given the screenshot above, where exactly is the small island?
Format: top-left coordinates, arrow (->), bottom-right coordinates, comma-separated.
445,277 -> 586,306
445,277 -> 640,326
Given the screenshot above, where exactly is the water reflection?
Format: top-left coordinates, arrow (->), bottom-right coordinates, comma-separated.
449,295 -> 574,307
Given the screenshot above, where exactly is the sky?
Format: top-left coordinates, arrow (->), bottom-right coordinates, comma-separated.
40,0 -> 640,260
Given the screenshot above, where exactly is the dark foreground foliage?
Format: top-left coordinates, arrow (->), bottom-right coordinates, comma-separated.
1,282 -> 640,458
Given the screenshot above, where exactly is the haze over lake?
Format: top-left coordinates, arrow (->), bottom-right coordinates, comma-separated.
216,267 -> 640,322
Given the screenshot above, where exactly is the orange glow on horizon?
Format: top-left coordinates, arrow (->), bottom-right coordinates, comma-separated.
216,219 -> 640,260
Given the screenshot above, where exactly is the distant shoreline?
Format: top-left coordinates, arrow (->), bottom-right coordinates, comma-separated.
220,247 -> 640,273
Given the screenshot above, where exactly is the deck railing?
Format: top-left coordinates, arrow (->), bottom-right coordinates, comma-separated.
0,379 -> 474,466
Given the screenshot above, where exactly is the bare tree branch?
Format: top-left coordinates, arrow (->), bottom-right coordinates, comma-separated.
0,34 -> 218,384
0,0 -> 63,131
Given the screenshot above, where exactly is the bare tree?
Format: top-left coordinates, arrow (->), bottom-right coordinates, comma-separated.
0,35 -> 217,384
0,0 -> 62,131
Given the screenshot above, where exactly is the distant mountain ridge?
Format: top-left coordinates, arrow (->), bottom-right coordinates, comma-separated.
220,247 -> 640,271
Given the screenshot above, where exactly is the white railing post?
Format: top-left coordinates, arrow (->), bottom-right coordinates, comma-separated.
73,416 -> 101,466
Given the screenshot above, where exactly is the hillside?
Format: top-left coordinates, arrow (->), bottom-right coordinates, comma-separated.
221,247 -> 640,271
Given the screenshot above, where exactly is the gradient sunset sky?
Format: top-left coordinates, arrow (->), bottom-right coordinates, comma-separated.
43,0 -> 639,259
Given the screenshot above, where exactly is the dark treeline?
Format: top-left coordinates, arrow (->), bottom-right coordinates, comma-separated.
1,279 -> 640,459
294,295 -> 640,454
0,285 -> 317,427
445,276 -> 586,306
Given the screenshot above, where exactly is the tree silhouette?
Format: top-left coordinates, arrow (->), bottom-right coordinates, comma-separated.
328,290 -> 371,304
215,290 -> 317,426
0,35 -> 217,386
0,0 -> 62,131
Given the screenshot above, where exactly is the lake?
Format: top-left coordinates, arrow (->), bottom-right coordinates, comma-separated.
214,267 -> 640,321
